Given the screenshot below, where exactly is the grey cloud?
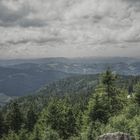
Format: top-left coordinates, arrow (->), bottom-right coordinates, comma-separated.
123,0 -> 140,11
3,37 -> 65,46
124,0 -> 140,2
18,18 -> 47,27
124,39 -> 140,43
92,15 -> 104,23
0,1 -> 31,26
0,1 -> 47,27
0,0 -> 140,58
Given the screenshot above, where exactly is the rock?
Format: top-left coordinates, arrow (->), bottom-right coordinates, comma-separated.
98,132 -> 134,140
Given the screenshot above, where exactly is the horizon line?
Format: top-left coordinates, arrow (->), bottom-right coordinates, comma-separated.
0,56 -> 140,61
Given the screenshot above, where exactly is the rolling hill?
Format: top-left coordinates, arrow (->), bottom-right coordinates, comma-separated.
0,57 -> 140,101
0,66 -> 71,97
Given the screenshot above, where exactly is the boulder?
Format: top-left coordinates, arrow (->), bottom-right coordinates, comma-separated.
98,132 -> 134,140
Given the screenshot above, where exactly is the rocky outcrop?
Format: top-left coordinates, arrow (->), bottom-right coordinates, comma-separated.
98,132 -> 134,140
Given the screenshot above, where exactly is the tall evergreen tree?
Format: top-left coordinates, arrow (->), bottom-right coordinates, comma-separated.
102,69 -> 123,114
0,111 -> 6,137
134,82 -> 140,105
84,69 -> 125,127
26,106 -> 38,131
102,68 -> 117,98
41,99 -> 78,139
6,102 -> 23,133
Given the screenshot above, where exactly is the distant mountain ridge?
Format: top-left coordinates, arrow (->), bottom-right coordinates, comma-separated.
0,57 -> 140,100
0,57 -> 140,66
1,57 -> 140,75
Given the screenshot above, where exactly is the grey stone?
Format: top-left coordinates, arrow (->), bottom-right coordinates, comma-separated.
98,132 -> 134,140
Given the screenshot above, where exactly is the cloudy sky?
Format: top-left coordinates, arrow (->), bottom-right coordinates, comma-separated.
0,0 -> 140,59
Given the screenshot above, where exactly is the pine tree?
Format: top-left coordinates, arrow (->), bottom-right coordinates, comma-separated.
6,102 -> 23,133
0,111 -> 6,137
84,92 -> 109,126
134,82 -> 140,105
84,69 -> 124,128
102,69 -> 122,114
41,99 -> 78,139
102,68 -> 117,99
26,106 -> 38,131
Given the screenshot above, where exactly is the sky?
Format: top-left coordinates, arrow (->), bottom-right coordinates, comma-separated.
0,0 -> 140,59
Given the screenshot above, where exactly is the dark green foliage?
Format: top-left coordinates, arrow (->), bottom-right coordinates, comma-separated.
25,106 -> 38,131
102,69 -> 118,111
84,70 -> 124,127
80,70 -> 129,140
40,99 -> 78,139
32,127 -> 41,140
1,71 -> 140,140
6,102 -> 23,133
1,131 -> 20,140
102,68 -> 117,91
102,70 -> 125,114
86,93 -> 109,124
0,111 -> 6,137
134,83 -> 140,105
18,129 -> 29,140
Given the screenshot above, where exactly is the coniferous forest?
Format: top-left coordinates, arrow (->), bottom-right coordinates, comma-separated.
1,69 -> 140,140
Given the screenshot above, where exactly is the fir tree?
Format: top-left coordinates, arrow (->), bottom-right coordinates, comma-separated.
134,82 -> 140,105
6,102 -> 23,133
26,106 -> 38,131
0,111 -> 6,137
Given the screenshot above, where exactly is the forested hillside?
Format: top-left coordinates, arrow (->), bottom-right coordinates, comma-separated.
0,66 -> 71,97
1,70 -> 140,140
3,73 -> 139,112
1,57 -> 140,100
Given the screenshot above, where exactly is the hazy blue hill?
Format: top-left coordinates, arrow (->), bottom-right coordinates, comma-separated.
1,57 -> 140,99
4,74 -> 99,110
2,57 -> 140,75
0,66 -> 71,97
0,57 -> 139,67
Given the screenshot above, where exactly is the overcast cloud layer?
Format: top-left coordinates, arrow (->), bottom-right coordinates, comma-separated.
0,0 -> 140,59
